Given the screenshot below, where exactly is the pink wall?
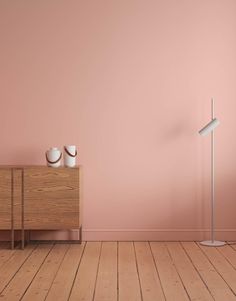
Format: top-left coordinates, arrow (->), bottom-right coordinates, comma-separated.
0,0 -> 236,240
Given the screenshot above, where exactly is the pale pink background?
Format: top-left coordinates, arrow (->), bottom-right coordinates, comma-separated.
0,0 -> 236,240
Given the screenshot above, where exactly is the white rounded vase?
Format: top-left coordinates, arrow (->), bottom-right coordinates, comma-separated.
46,147 -> 62,167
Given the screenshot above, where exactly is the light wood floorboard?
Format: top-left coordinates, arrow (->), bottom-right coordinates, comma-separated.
93,242 -> 117,301
150,242 -> 189,301
0,244 -> 36,294
0,243 -> 16,270
199,243 -> 236,295
0,241 -> 235,301
46,243 -> 85,301
69,242 -> 101,301
22,243 -> 69,301
218,244 -> 236,269
118,242 -> 142,301
0,244 -> 53,301
166,242 -> 214,300
134,242 -> 165,301
182,242 -> 236,301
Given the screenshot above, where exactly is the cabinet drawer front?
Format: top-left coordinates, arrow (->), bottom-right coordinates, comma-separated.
0,169 -> 11,229
24,167 -> 80,229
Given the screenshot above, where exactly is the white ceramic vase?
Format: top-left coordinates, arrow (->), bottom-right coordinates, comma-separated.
64,145 -> 77,167
46,147 -> 62,167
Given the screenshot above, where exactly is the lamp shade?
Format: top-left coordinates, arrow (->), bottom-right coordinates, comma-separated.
199,118 -> 220,136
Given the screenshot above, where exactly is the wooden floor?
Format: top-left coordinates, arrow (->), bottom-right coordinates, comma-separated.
0,242 -> 236,301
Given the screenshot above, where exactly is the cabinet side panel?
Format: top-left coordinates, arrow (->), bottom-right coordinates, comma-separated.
24,167 -> 79,229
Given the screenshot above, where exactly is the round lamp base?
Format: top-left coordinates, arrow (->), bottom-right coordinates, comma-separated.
200,240 -> 226,247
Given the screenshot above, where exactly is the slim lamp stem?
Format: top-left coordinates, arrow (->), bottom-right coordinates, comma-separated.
211,98 -> 215,243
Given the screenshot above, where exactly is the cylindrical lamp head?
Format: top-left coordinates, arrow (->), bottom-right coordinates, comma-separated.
199,118 -> 220,136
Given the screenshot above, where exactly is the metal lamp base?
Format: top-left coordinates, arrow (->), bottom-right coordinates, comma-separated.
200,240 -> 226,247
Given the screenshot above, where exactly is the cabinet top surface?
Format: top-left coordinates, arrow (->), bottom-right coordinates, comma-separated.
0,165 -> 80,169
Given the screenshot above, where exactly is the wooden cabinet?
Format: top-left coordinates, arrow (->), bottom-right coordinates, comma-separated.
0,166 -> 81,249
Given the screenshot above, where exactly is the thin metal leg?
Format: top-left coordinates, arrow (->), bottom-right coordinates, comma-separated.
79,226 -> 82,244
11,169 -> 14,250
21,169 -> 24,249
21,231 -> 25,250
11,229 -> 14,250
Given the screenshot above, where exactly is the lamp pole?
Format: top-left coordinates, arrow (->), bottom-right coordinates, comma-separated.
211,98 -> 214,243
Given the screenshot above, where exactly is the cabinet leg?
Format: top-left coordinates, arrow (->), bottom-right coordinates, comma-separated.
11,229 -> 14,250
79,226 -> 82,244
21,229 -> 25,250
11,169 -> 14,250
21,169 -> 24,250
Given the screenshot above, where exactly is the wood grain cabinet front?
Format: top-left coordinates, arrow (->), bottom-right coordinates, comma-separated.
0,166 -> 81,249
24,167 -> 80,229
0,169 -> 12,229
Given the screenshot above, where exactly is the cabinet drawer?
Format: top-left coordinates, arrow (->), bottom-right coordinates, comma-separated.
24,167 -> 80,229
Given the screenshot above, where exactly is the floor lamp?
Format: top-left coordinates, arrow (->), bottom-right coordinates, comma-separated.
199,99 -> 226,247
